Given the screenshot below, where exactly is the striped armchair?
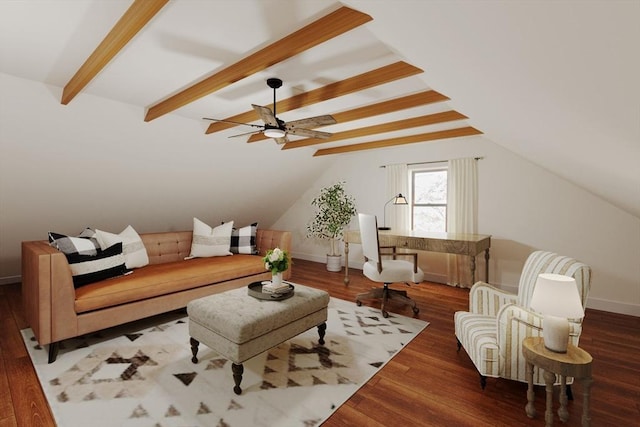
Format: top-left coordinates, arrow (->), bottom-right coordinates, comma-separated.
454,251 -> 591,388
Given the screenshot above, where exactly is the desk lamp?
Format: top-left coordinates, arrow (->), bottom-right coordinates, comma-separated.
530,273 -> 584,353
378,193 -> 408,230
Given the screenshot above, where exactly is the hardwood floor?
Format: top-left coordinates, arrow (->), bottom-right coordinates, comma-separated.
1,259 -> 638,426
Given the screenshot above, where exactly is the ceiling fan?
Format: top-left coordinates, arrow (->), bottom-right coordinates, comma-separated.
203,78 -> 336,144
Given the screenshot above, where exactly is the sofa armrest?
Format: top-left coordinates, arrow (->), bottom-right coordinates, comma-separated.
21,241 -> 79,345
469,281 -> 517,316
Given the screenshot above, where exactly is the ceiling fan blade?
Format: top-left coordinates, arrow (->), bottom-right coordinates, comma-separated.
202,117 -> 262,129
274,135 -> 289,144
228,129 -> 262,138
251,104 -> 278,127
286,128 -> 333,139
286,114 -> 337,128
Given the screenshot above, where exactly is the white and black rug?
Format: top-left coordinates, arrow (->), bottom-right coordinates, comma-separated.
22,297 -> 428,427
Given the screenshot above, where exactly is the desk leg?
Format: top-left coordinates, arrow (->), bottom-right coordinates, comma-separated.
582,376 -> 593,427
525,361 -> 537,418
558,376 -> 569,422
543,370 -> 556,427
484,248 -> 490,282
470,255 -> 476,284
343,242 -> 350,285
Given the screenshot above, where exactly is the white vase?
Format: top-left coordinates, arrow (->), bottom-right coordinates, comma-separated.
272,272 -> 283,286
326,254 -> 342,272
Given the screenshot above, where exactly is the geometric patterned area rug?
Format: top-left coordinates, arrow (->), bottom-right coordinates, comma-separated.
22,297 -> 428,427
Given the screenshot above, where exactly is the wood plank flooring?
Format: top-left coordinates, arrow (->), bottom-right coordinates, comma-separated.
1,258 -> 638,426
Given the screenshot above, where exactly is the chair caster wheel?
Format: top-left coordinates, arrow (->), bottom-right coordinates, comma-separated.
413,306 -> 420,315
356,300 -> 362,306
382,310 -> 389,318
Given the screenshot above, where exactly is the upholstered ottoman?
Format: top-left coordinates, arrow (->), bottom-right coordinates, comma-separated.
187,283 -> 330,394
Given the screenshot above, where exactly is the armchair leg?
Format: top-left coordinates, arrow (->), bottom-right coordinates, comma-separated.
566,384 -> 573,401
479,374 -> 487,390
456,338 -> 462,352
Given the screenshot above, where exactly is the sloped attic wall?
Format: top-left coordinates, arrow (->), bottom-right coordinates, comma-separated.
0,72 -> 332,280
274,136 -> 640,317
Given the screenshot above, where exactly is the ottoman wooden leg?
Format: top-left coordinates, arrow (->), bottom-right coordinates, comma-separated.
318,322 -> 327,345
232,363 -> 244,395
190,337 -> 200,363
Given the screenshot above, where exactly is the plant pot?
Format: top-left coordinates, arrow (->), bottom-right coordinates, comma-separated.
326,254 -> 342,272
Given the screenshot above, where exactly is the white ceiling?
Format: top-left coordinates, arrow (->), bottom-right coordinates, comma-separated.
1,0 -> 638,217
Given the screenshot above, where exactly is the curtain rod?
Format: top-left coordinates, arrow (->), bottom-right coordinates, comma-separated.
379,156 -> 484,168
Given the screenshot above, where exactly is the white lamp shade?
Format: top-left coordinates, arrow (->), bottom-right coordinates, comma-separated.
530,273 -> 584,319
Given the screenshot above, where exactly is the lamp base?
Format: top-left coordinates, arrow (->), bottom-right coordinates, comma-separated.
377,226 -> 391,230
543,315 -> 570,353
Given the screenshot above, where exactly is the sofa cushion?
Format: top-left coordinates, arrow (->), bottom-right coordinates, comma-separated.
190,218 -> 233,258
230,222 -> 258,254
96,225 -> 149,269
74,254 -> 266,313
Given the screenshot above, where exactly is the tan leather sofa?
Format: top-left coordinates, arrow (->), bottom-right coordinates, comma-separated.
21,229 -> 291,363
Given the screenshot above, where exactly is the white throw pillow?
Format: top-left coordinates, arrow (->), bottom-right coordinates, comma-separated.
95,225 -> 149,269
190,218 -> 233,258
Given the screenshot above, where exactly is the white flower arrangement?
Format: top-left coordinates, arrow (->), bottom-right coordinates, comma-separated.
263,247 -> 290,274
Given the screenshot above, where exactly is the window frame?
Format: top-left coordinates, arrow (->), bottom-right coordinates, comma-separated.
409,164 -> 448,232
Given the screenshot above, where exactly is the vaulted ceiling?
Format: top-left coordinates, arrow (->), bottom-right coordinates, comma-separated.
0,0 -> 638,216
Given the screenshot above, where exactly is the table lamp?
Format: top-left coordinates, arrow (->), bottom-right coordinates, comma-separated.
530,273 -> 585,353
378,193 -> 408,230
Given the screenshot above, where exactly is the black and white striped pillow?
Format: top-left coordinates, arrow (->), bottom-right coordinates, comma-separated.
49,230 -> 128,287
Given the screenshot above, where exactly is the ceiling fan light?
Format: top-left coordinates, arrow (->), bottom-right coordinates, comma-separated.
264,128 -> 286,138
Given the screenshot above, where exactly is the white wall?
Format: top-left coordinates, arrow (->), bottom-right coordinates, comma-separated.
274,136 -> 640,316
0,72 -> 331,281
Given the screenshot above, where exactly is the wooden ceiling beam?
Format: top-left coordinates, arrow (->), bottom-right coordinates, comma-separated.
61,0 -> 169,105
145,6 -> 372,122
313,127 -> 483,156
206,61 -> 423,135
282,110 -> 465,149
248,89 -> 447,143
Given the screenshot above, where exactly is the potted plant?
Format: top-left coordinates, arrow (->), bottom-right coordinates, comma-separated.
307,182 -> 357,271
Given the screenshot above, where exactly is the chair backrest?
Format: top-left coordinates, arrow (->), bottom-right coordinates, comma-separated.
358,213 -> 381,266
517,251 -> 592,309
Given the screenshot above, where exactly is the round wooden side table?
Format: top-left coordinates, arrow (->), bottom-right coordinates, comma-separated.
522,336 -> 593,426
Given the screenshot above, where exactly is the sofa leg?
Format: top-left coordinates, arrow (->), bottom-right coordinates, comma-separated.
48,342 -> 59,364
480,374 -> 487,390
190,337 -> 199,363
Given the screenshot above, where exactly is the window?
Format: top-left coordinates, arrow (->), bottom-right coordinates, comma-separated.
411,167 -> 447,232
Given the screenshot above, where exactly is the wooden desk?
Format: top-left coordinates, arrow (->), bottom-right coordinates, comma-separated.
343,229 -> 491,285
522,337 -> 593,427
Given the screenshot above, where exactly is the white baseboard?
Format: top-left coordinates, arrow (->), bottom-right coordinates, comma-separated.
487,282 -> 640,317
0,275 -> 20,286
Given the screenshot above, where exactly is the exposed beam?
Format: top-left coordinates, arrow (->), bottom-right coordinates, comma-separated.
249,89 -> 448,143
206,61 -> 423,135
282,111 -> 466,149
313,127 -> 483,156
145,6 -> 372,122
61,0 -> 169,105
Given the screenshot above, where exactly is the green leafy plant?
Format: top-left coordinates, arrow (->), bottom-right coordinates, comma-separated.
307,182 -> 357,256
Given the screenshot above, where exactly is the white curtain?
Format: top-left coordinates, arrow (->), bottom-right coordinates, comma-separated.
446,157 -> 478,287
386,163 -> 409,230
